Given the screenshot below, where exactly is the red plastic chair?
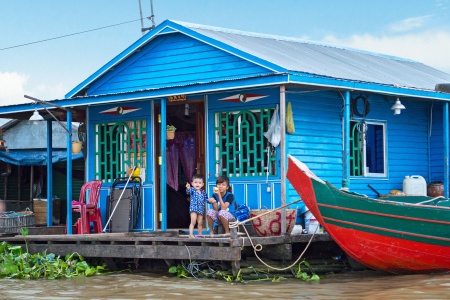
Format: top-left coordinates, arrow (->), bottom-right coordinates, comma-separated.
72,180 -> 102,234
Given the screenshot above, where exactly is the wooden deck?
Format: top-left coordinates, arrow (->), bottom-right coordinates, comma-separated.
1,227 -> 335,275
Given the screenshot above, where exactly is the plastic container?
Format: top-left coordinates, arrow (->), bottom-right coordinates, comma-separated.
403,175 -> 427,196
308,217 -> 320,234
291,224 -> 303,235
304,210 -> 312,232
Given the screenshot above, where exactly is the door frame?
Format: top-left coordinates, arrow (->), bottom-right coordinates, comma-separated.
154,99 -> 205,229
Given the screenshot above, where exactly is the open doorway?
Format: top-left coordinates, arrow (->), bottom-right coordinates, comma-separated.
154,100 -> 205,229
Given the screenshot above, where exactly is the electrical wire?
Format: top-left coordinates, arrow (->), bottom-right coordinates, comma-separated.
182,245 -> 217,280
0,17 -> 150,51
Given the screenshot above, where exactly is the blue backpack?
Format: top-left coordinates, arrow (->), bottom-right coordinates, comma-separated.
214,192 -> 250,222
234,202 -> 250,222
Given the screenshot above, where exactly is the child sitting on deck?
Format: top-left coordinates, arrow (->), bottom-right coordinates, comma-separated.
206,175 -> 236,237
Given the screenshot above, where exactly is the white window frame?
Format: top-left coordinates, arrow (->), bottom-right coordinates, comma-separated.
361,121 -> 387,177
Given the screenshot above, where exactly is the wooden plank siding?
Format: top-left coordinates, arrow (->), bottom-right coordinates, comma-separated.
345,96 -> 430,197
286,91 -> 435,201
429,102 -> 445,183
87,33 -> 273,96
286,90 -> 343,204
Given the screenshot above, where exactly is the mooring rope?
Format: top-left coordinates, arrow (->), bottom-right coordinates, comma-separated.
415,196 -> 445,205
240,221 -> 317,271
229,199 -> 317,271
228,198 -> 303,229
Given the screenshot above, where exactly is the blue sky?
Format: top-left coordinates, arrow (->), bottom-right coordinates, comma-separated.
1,0 -> 449,105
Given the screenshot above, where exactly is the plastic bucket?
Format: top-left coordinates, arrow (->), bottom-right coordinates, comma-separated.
308,218 -> 319,234
72,141 -> 82,154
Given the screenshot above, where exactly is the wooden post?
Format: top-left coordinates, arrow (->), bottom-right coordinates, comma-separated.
66,111 -> 73,234
280,85 -> 286,234
343,91 -> 351,189
444,102 -> 449,197
161,98 -> 167,231
47,119 -> 53,227
229,222 -> 240,276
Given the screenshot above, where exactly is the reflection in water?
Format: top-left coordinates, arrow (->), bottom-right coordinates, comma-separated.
0,270 -> 449,299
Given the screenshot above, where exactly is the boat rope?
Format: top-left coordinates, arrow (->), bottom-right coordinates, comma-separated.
229,198 -> 317,271
229,198 -> 303,229
415,196 -> 445,205
239,220 -> 317,271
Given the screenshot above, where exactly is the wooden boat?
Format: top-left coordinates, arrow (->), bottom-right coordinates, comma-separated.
287,154 -> 450,274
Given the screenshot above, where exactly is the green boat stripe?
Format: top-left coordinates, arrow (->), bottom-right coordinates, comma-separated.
319,203 -> 450,225
323,216 -> 450,243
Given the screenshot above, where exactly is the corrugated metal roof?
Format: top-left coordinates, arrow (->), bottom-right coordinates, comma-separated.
0,118 -> 12,127
175,21 -> 450,92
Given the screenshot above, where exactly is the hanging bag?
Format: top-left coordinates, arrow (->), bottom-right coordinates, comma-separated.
264,105 -> 281,147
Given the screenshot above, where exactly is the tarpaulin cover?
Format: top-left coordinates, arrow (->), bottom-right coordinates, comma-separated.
0,149 -> 83,166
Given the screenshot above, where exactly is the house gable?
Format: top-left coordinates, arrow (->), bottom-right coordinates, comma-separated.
76,32 -> 276,97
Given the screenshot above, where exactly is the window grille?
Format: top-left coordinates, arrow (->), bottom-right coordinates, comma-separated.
214,108 -> 276,178
94,119 -> 147,182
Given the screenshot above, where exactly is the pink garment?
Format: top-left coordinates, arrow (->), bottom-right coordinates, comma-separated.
166,132 -> 196,190
206,209 -> 235,224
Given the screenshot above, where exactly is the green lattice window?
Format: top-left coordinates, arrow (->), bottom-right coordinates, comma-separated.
214,108 -> 277,178
94,119 -> 147,182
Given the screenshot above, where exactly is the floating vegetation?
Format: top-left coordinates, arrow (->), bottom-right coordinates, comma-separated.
0,228 -> 106,280
168,259 -> 320,282
291,259 -> 321,281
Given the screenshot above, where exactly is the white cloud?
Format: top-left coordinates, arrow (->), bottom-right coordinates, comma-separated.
29,83 -> 66,101
0,72 -> 67,107
389,15 -> 433,32
435,0 -> 450,10
322,30 -> 450,74
0,72 -> 29,105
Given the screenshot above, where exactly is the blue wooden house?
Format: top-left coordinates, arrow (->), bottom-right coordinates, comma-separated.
1,20 -> 450,233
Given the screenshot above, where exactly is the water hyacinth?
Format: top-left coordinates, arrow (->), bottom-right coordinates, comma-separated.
0,228 -> 106,280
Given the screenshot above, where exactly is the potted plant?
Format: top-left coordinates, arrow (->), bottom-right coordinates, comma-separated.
166,125 -> 176,140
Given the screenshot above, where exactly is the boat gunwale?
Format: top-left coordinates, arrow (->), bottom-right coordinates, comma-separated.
322,179 -> 450,211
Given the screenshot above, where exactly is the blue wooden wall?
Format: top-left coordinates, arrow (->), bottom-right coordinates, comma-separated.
286,90 -> 343,204
429,102 -> 445,183
86,33 -> 272,96
286,90 -> 435,200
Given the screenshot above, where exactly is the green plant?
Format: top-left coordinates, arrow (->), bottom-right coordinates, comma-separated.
166,125 -> 176,131
291,259 -> 320,281
168,264 -> 189,278
0,238 -> 106,280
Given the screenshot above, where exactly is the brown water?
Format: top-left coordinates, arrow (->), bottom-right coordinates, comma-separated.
0,270 -> 449,299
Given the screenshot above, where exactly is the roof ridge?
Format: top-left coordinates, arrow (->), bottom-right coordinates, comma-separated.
169,19 -> 417,63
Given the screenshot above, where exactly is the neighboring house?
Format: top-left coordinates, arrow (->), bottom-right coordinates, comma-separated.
0,20 -> 449,232
0,120 -> 83,215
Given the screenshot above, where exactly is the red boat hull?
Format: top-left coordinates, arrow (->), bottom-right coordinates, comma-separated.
328,224 -> 450,273
287,155 -> 450,274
